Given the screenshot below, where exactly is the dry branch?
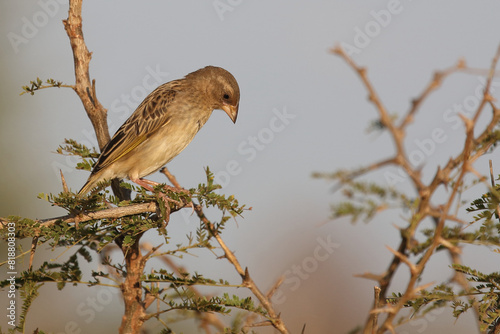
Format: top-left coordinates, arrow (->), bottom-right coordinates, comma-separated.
331,44 -> 500,334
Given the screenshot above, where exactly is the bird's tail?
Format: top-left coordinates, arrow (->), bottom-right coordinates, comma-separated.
78,173 -> 101,195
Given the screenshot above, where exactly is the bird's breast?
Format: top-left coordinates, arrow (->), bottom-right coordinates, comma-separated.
125,114 -> 209,179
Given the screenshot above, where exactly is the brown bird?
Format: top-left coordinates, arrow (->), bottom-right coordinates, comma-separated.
79,66 -> 240,195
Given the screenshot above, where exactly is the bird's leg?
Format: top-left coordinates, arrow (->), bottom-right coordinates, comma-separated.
160,167 -> 195,215
135,178 -> 189,198
131,177 -> 186,209
140,178 -> 190,196
146,178 -> 195,214
132,178 -> 194,219
130,178 -> 170,221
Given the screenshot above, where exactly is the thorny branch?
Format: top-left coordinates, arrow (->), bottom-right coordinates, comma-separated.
141,243 -> 227,333
330,44 -> 500,334
63,0 -> 109,150
193,204 -> 289,333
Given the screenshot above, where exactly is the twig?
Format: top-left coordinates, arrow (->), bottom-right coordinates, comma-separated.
148,249 -> 226,332
400,60 -> 465,130
332,45 -> 425,193
243,276 -> 285,330
29,237 -> 38,271
489,160 -> 500,220
490,160 -> 495,188
372,286 -> 381,334
60,170 -> 69,193
160,167 -> 182,189
193,204 -> 289,334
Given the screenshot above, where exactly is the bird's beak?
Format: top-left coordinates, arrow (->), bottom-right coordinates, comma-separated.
221,102 -> 238,123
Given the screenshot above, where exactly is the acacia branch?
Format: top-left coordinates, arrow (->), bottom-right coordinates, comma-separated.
380,46 -> 500,334
0,198 -> 193,234
331,43 -> 500,334
332,45 -> 425,194
41,202 -> 158,226
143,246 -> 227,333
400,60 -> 465,130
193,204 -> 289,334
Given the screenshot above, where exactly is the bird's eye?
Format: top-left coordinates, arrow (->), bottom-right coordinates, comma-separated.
223,93 -> 230,100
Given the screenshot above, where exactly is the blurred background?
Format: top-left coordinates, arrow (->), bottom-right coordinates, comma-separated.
2,1 -> 500,333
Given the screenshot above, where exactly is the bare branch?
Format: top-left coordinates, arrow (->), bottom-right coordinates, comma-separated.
332,43 -> 500,334
63,0 -> 109,150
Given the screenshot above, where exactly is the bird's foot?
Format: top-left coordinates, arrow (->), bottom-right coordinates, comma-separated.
132,178 -> 192,220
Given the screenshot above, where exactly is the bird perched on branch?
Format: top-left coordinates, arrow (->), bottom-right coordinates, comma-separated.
78,66 -> 240,195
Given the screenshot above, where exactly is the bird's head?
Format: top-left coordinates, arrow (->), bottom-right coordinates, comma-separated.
187,66 -> 240,123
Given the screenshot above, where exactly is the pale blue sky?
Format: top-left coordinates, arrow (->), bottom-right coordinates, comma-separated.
2,1 -> 500,333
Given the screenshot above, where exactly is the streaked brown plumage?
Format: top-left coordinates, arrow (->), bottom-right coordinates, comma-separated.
79,66 -> 240,195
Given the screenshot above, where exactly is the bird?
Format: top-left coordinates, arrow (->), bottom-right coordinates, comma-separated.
78,66 -> 240,195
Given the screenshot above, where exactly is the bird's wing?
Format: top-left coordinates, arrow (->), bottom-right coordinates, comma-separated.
91,80 -> 182,175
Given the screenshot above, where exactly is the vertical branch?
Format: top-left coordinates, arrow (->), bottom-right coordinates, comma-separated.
63,0 -> 110,150
118,241 -> 147,334
372,286 -> 381,334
